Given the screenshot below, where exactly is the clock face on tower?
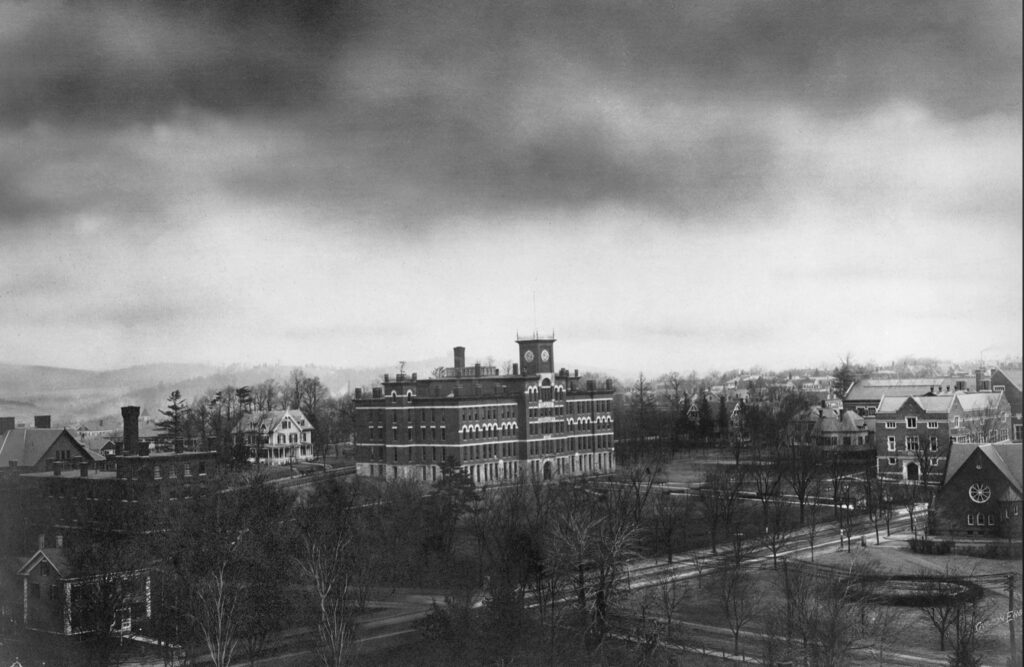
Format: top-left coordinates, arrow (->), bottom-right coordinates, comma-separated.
523,350 -> 534,363
540,349 -> 550,362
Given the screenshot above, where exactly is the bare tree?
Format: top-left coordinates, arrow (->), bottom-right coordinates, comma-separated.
804,478 -> 825,562
948,595 -> 991,667
917,566 -> 983,653
653,577 -> 687,645
297,533 -> 352,667
712,560 -> 761,654
780,445 -> 821,524
860,604 -> 912,666
697,466 -> 747,555
648,490 -> 688,563
749,456 -> 783,526
191,563 -> 240,667
252,379 -> 279,412
761,494 -> 794,569
657,372 -> 687,449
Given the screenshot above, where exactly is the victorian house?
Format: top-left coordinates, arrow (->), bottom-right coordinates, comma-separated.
232,409 -> 315,465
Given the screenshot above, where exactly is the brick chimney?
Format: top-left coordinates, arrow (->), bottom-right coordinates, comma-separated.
454,346 -> 466,371
34,415 -> 51,429
122,406 -> 142,456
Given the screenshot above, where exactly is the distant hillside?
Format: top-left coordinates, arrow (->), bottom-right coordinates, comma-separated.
0,362 -> 396,425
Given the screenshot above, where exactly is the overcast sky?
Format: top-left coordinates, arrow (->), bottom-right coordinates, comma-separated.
1,0 -> 1020,377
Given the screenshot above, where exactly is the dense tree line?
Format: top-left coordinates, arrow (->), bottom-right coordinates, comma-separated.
151,369 -> 356,465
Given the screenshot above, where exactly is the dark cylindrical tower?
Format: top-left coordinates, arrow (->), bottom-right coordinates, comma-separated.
122,406 -> 141,456
454,346 -> 466,370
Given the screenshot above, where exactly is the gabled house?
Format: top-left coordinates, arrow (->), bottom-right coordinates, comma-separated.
0,428 -> 98,473
843,377 -> 974,417
232,408 -> 315,465
17,545 -> 150,636
875,392 -> 1011,485
929,442 -> 1022,540
990,368 -> 1023,442
790,404 -> 872,453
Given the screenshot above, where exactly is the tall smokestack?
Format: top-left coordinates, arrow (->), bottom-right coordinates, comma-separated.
454,346 -> 466,370
122,406 -> 141,456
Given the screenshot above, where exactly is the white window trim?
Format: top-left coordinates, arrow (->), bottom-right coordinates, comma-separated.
887,436 -> 896,452
906,417 -> 918,428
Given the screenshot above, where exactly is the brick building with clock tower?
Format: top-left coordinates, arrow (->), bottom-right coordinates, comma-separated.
352,333 -> 616,484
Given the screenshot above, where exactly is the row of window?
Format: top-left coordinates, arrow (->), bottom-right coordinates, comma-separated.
886,436 -> 940,452
884,418 -> 941,429
367,434 -> 615,464
28,582 -> 60,600
150,462 -> 206,480
966,513 -> 997,526
885,456 -> 940,466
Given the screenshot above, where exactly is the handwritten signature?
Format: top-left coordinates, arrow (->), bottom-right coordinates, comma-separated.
976,608 -> 1023,632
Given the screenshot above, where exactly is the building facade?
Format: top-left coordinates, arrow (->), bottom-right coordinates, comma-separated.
990,368 -> 1023,442
875,392 -> 1012,485
929,442 -> 1022,540
353,335 -> 616,484
790,404 -> 872,454
232,408 -> 315,465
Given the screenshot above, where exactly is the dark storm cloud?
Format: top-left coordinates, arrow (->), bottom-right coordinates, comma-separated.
0,0 -> 371,126
1,0 -> 1018,226
4,1 -> 1017,125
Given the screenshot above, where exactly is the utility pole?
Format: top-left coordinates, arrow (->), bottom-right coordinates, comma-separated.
1009,574 -> 1017,666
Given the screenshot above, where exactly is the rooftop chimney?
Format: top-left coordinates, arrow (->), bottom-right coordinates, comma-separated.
354,388 -> 363,399
34,415 -> 51,429
454,346 -> 466,370
0,417 -> 15,434
122,406 -> 141,456
512,363 -> 519,376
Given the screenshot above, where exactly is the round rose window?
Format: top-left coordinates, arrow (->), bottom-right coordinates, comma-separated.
968,483 -> 991,504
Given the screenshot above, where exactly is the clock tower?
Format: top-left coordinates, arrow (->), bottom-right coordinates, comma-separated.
516,334 -> 555,376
